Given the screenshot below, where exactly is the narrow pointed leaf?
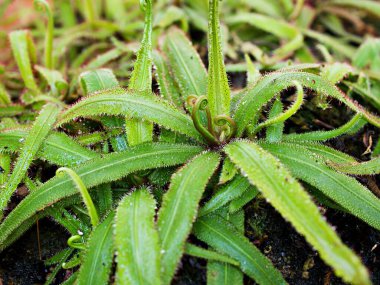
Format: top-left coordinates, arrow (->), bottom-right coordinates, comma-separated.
328,157 -> 380,175
126,0 -> 153,146
207,0 -> 230,117
115,189 -> 161,285
0,129 -> 99,166
162,27 -> 207,97
80,69 -> 119,94
157,152 -> 220,285
225,141 -> 370,285
77,213 -> 115,285
193,213 -> 286,285
0,103 -> 60,218
0,143 -> 203,248
153,51 -> 182,109
199,175 -> 250,217
57,89 -> 203,142
260,141 -> 380,230
9,30 -> 39,93
233,72 -> 380,135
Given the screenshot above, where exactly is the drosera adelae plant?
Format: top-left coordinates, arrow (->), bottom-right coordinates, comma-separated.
0,1 -> 379,285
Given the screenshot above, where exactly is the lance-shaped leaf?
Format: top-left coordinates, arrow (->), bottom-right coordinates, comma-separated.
283,114 -> 366,142
153,51 -> 182,109
126,0 -> 153,146
327,157 -> 380,175
115,189 -> 161,285
9,30 -> 39,93
225,141 -> 370,285
0,143 -> 203,248
57,89 -> 203,142
233,71 -> 380,135
80,68 -> 119,95
260,141 -> 380,230
0,129 -> 99,167
157,152 -> 220,285
0,103 -> 60,218
199,175 -> 250,217
207,0 -> 230,117
207,209 -> 244,285
329,0 -> 380,18
193,213 -> 286,285
77,212 -> 115,285
226,13 -> 303,58
162,27 -> 207,97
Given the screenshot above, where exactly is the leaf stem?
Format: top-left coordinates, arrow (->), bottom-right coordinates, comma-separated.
56,167 -> 99,227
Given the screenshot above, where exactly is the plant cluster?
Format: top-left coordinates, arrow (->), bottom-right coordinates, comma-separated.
0,0 -> 379,285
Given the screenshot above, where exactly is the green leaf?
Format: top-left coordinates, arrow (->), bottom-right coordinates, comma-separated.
320,62 -> 352,84
153,51 -> 182,109
329,0 -> 380,18
126,0 -> 153,146
207,0 -> 230,118
162,27 -> 207,97
115,189 -> 161,285
77,212 -> 114,285
302,29 -> 356,58
266,98 -> 284,142
226,13 -> 303,58
0,154 -> 11,185
0,103 -> 60,218
157,152 -> 220,285
199,175 -> 250,217
80,69 -> 119,95
259,141 -> 380,230
0,105 -> 24,117
233,71 -> 380,135
0,143 -> 203,248
229,186 -> 259,214
218,157 -> 237,184
34,0 -> 54,69
57,88 -> 203,142
207,209 -> 244,285
184,243 -> 239,267
193,213 -> 286,285
283,113 -> 366,142
9,30 -> 39,93
327,157 -> 380,175
225,141 -> 370,285
0,83 -> 11,106
35,66 -> 68,96
0,128 -> 99,167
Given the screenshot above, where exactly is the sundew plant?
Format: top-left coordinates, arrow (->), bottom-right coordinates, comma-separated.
0,0 -> 380,284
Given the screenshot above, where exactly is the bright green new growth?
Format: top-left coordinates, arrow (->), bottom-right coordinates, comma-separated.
126,0 -> 153,146
252,80 -> 304,134
207,0 -> 230,118
56,167 -> 99,227
0,103 -> 60,218
34,0 -> 54,69
225,141 -> 370,285
9,30 -> 39,93
115,189 -> 161,285
157,152 -> 220,285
